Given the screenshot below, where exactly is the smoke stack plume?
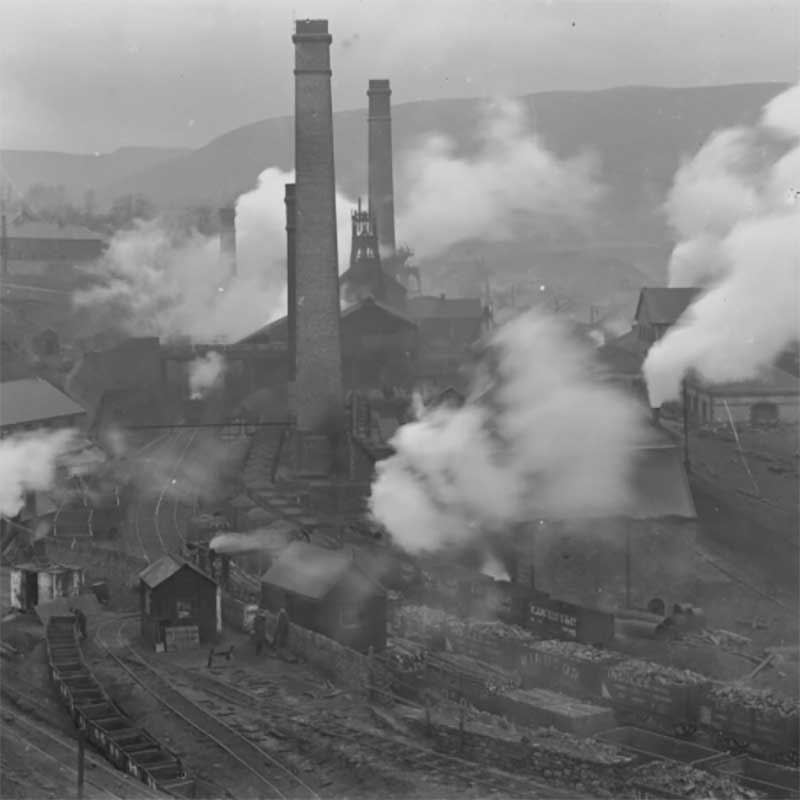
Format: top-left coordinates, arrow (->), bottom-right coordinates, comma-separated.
188,351 -> 226,400
285,183 -> 297,399
219,207 -> 237,278
292,19 -> 344,433
368,79 -> 396,256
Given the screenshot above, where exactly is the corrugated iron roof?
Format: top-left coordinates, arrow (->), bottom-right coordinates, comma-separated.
626,445 -> 697,519
0,378 -> 86,428
8,220 -> 104,241
260,540 -> 365,600
139,554 -> 214,589
688,366 -> 800,397
407,295 -> 484,320
634,287 -> 701,326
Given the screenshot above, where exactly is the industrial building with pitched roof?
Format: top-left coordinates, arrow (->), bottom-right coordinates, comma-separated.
0,377 -> 86,435
260,540 -> 387,652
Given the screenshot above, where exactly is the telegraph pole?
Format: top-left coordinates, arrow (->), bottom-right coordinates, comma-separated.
682,379 -> 691,472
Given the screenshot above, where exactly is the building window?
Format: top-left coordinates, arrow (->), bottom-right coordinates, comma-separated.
176,600 -> 192,620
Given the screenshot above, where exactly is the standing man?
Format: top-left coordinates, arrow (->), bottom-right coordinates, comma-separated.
253,612 -> 266,656
73,607 -> 88,641
273,607 -> 289,651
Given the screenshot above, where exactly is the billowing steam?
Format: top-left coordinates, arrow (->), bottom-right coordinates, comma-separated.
395,99 -> 604,260
74,168 -> 354,343
481,554 -> 510,582
209,521 -> 299,554
644,83 -> 800,405
0,429 -> 78,517
189,351 -> 226,399
369,310 -> 644,554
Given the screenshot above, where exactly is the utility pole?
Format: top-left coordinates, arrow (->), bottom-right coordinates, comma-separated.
1,188 -> 8,278
77,729 -> 86,798
682,379 -> 691,472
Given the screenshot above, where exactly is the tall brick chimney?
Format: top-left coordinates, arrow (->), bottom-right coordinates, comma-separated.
284,183 -> 297,416
219,207 -> 237,278
367,79 -> 396,256
292,19 -> 344,435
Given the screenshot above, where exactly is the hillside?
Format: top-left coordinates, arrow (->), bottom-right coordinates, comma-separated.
0,146 -> 190,204
1,83 -> 786,308
102,83 -> 784,227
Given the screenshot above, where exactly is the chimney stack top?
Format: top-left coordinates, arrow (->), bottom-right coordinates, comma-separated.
294,19 -> 331,40
368,79 -> 391,93
219,207 -> 235,223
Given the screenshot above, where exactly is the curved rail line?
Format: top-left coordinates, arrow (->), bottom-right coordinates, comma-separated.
1,706 -> 162,799
167,661 -> 566,799
153,429 -> 197,554
102,645 -> 319,800
44,615 -> 194,797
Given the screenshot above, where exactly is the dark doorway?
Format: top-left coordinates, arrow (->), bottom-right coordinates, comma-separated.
24,571 -> 38,608
750,402 -> 778,425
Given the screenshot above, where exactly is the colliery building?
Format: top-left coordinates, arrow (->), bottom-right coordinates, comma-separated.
2,219 -> 105,276
260,540 -> 387,653
139,555 -> 221,651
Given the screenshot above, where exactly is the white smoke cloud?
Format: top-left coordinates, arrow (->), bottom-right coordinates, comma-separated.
74,168 -> 355,344
188,351 -> 226,400
370,310 -> 644,555
0,429 -> 78,517
209,521 -> 299,554
644,83 -> 800,405
394,99 -> 604,261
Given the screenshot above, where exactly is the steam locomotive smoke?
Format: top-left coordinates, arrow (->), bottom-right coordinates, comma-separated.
209,521 -> 300,554
644,82 -> 800,405
395,99 -> 604,261
74,168 -> 354,343
188,351 -> 226,399
370,310 -> 644,554
0,429 -> 78,517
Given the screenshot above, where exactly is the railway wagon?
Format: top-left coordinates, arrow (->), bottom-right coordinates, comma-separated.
45,616 -> 194,795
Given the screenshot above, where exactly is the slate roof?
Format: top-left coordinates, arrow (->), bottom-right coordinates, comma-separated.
634,288 -> 701,326
8,221 -> 104,241
139,554 -> 215,589
238,296 -> 418,345
596,329 -> 647,375
260,540 -> 378,600
687,366 -> 800,397
626,444 -> 697,520
0,378 -> 86,428
407,295 -> 484,321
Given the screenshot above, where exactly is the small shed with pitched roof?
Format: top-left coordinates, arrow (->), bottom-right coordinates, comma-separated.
139,555 -> 220,650
260,541 -> 386,652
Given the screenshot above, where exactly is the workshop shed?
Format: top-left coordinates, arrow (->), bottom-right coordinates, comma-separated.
260,541 -> 387,653
139,555 -> 220,651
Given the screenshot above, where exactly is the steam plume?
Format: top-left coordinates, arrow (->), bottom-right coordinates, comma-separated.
189,351 -> 226,399
209,521 -> 299,554
370,310 -> 644,554
644,83 -> 800,405
74,168 -> 354,343
0,429 -> 78,517
395,99 -> 603,260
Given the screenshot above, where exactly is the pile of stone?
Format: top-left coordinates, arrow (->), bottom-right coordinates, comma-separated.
607,658 -> 707,689
532,640 -> 622,664
630,760 -> 764,799
709,685 -> 799,718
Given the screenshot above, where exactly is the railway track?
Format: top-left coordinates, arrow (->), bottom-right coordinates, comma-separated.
165,662 -> 567,799
1,708 -> 163,799
102,645 -> 320,800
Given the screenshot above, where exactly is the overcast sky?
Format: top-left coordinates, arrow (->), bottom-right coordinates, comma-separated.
1,0 -> 797,154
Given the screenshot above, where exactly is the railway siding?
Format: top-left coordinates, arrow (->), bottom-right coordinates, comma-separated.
44,615 -> 194,797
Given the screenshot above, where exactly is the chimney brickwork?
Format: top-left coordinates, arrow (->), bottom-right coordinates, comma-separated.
292,19 -> 344,433
285,183 -> 297,414
219,207 -> 237,277
367,79 -> 396,256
